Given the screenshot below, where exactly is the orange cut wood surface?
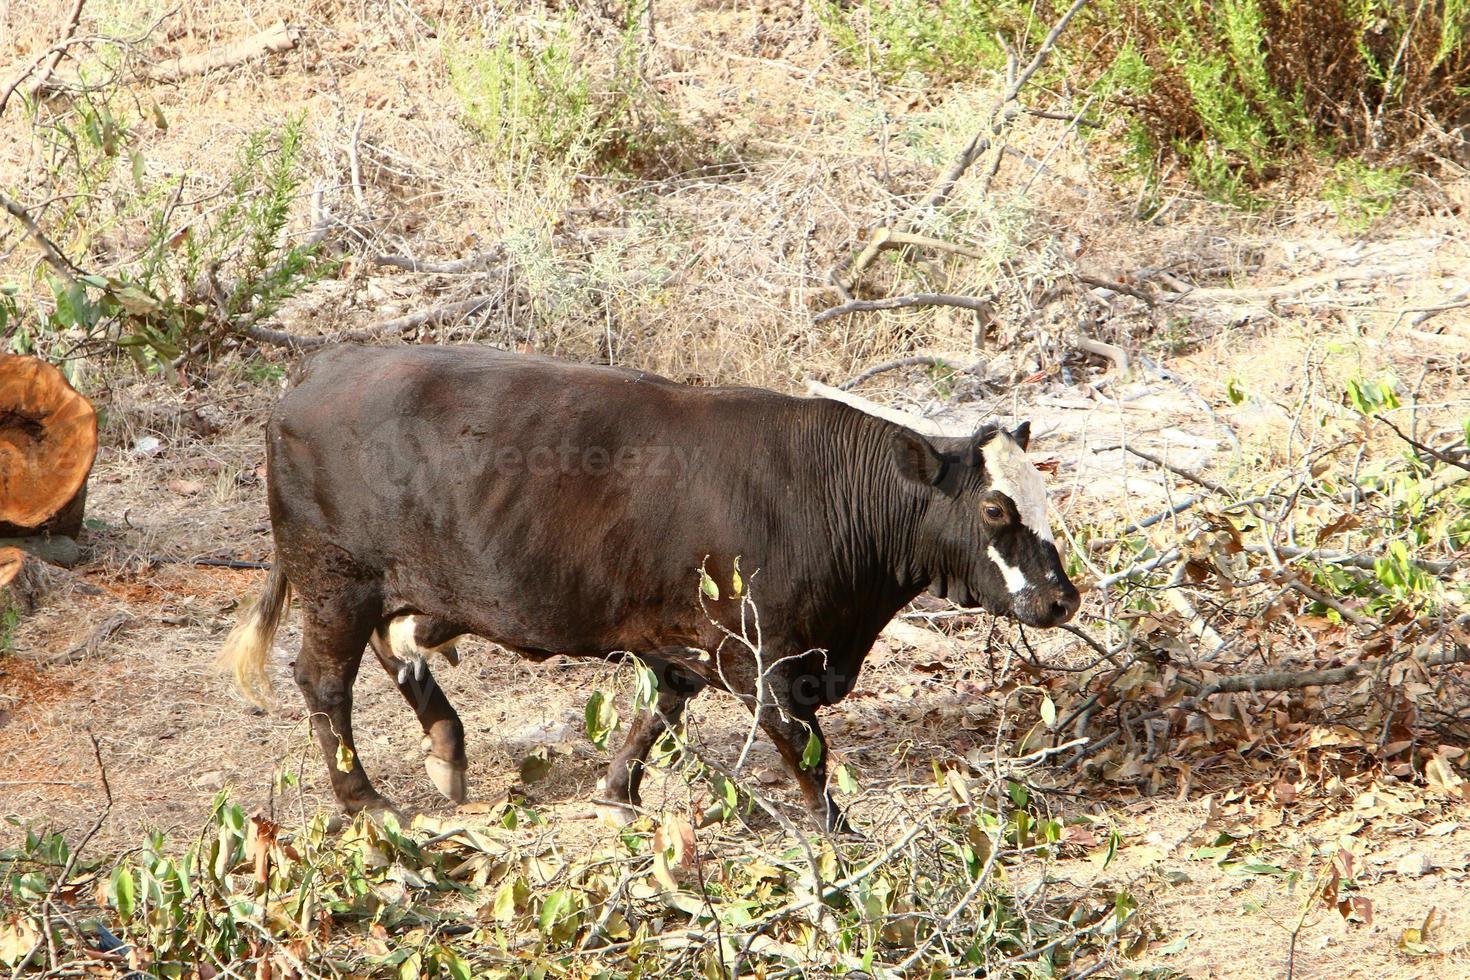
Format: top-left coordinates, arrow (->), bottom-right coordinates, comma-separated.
0,354 -> 98,528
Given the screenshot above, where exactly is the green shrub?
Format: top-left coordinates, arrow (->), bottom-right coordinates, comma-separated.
1085,0 -> 1470,200
816,0 -> 1470,202
447,4 -> 702,177
4,105 -> 327,370
813,0 -> 1035,82
1323,160 -> 1408,230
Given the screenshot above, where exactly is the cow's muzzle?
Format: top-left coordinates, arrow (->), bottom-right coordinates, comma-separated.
1016,581 -> 1081,627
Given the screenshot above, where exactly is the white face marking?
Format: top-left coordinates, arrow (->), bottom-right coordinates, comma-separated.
980,432 -> 1054,542
987,545 -> 1030,594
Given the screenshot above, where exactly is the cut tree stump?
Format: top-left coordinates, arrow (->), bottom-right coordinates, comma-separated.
0,545 -> 55,614
0,354 -> 97,538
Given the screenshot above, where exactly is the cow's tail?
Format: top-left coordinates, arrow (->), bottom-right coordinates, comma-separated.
217,563 -> 292,707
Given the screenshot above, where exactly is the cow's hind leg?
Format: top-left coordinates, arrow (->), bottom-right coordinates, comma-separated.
368,627 -> 468,803
294,599 -> 390,814
598,660 -> 706,826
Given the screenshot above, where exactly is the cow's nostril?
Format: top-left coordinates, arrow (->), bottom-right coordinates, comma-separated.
1049,593 -> 1080,624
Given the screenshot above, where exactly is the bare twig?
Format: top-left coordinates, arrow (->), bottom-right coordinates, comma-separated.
1093,443 -> 1232,496
1023,107 -> 1101,128
812,292 -> 992,324
1078,272 -> 1156,307
1242,543 -> 1456,575
1282,576 -> 1377,632
1120,495 -> 1201,535
0,0 -> 86,114
1165,263 -> 1419,307
840,355 -> 970,390
910,0 -> 1090,219
0,192 -> 83,283
348,110 -> 367,211
1405,289 -> 1470,326
1375,414 -> 1470,474
831,0 -> 1090,292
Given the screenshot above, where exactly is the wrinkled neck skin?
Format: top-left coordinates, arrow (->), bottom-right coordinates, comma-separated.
786,401 -> 953,657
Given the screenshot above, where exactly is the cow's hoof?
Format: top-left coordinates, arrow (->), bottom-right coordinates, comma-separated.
334,797 -> 407,832
424,756 -> 469,803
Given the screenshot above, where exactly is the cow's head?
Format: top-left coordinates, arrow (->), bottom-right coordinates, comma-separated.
893,422 -> 1079,627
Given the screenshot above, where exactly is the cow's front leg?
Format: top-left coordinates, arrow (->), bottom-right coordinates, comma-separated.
755,671 -> 849,833
597,660 -> 706,826
368,629 -> 468,803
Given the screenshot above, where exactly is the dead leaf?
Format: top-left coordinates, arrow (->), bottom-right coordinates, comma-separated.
1315,513 -> 1361,545
1425,754 -> 1467,800
167,478 -> 203,495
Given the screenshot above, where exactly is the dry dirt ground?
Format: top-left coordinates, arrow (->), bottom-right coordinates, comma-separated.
3,0 -> 1470,976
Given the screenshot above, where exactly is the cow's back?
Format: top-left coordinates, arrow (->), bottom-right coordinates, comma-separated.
265,345 -> 813,651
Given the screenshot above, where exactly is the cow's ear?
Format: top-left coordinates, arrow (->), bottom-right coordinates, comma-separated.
892,430 -> 944,486
1011,421 -> 1031,451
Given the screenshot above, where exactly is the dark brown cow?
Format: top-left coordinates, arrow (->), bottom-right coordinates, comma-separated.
220,344 -> 1078,829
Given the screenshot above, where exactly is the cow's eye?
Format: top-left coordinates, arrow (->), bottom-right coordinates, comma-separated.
983,503 -> 1005,522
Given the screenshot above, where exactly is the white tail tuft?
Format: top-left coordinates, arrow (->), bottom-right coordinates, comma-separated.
216,564 -> 291,708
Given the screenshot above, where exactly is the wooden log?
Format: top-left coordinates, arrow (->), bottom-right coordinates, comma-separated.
0,355 -> 97,538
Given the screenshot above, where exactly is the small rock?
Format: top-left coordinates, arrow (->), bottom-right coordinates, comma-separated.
1395,852 -> 1433,877
133,435 -> 163,457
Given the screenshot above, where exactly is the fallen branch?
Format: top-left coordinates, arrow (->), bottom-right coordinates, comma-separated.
1078,272 -> 1156,307
1092,546 -> 1182,591
805,380 -> 953,438
370,248 -> 507,275
1163,557 -> 1226,657
836,228 -> 987,293
1197,646 -> 1470,696
1073,332 -> 1130,376
240,295 -> 499,349
1165,263 -> 1418,308
812,292 -> 992,325
1283,575 -> 1377,631
143,21 -> 297,84
1405,289 -> 1470,326
49,612 -> 131,666
840,355 -> 970,390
